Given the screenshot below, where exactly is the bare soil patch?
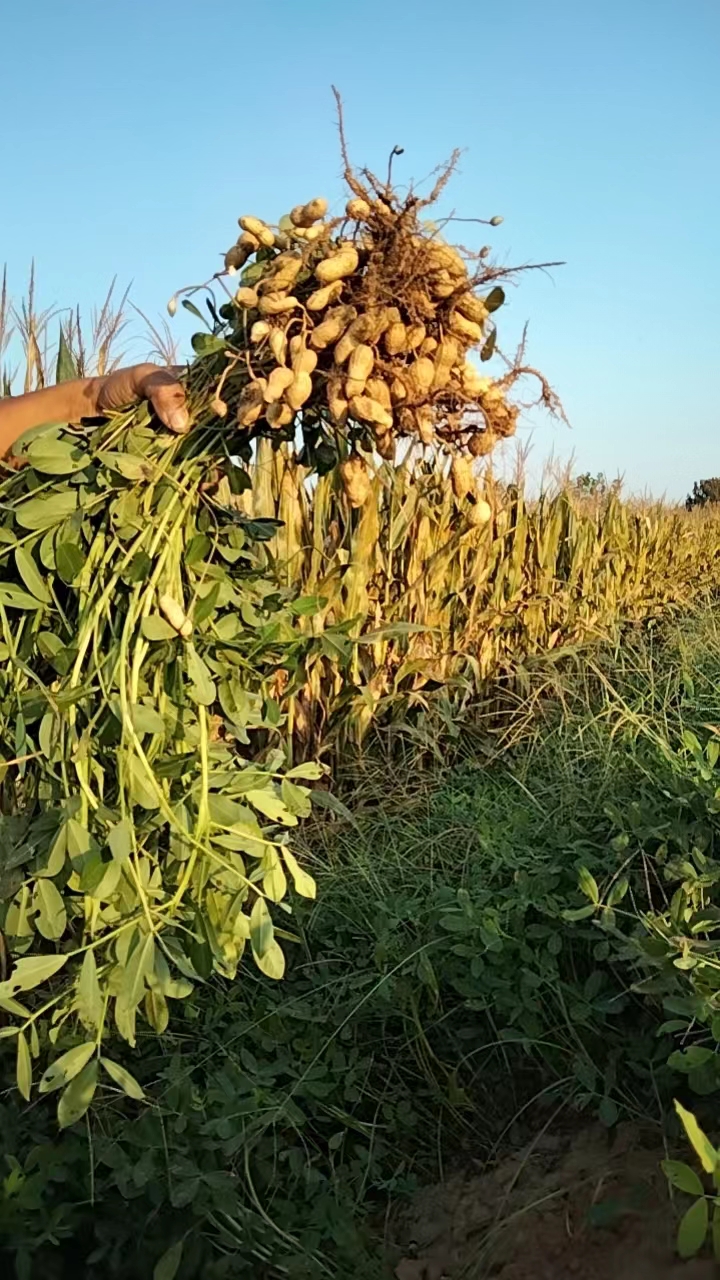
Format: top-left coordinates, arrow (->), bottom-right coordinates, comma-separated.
390,1122 -> 718,1280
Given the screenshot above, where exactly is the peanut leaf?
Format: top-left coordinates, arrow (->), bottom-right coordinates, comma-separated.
153,1240 -> 184,1280
40,1041 -> 96,1095
101,1057 -> 145,1101
677,1196 -> 709,1259
16,1031 -> 32,1101
57,1059 -> 99,1128
675,1100 -> 719,1174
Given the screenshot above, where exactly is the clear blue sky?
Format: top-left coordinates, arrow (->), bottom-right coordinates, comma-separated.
1,0 -> 718,498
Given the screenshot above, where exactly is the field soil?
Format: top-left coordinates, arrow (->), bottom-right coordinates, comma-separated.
390,1122 -> 718,1280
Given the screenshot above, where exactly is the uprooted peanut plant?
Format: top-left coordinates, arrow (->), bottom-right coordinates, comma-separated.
0,113 -> 562,1124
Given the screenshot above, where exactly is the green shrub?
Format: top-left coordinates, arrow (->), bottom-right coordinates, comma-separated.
6,609 -> 720,1277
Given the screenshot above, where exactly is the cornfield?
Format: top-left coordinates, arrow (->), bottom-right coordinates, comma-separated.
2,257 -> 720,1121
4,268 -> 720,769
243,439 -> 720,755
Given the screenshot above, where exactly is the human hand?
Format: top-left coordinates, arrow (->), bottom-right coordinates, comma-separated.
94,364 -> 190,435
0,362 -> 189,463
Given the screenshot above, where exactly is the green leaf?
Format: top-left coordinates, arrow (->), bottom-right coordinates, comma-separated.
480,329 -> 497,362
144,987 -> 169,1034
27,436 -> 86,476
57,1059 -> 99,1128
194,582 -> 221,625
181,299 -> 205,320
281,778 -> 312,818
0,583 -> 46,610
286,761 -> 325,780
669,1046 -> 716,1072
154,752 -> 197,781
208,797 -> 265,854
34,878 -> 67,940
66,818 -> 91,859
96,451 -> 150,480
677,1196 -> 709,1259
101,1057 -> 145,1100
185,644 -> 216,706
0,953 -> 67,999
606,876 -> 629,908
320,631 -> 352,662
16,1031 -> 32,1101
107,820 -> 132,862
37,630 -> 63,660
213,614 -> 240,642
0,998 -> 27,1021
37,630 -> 72,674
191,331 -> 226,358
39,1041 -> 96,1094
675,1100 -> 720,1174
76,949 -> 104,1034
226,767 -> 272,796
84,857 -> 122,902
38,710 -> 58,760
14,711 -> 26,760
246,788 -> 295,824
124,932 -> 156,1008
209,795 -> 254,829
127,755 -> 160,809
141,615 -> 177,642
238,516 -> 282,542
132,703 -> 166,736
39,527 -> 57,569
662,1160 -> 704,1197
114,996 -> 138,1047
484,286 -> 505,313
55,541 -> 86,584
253,937 -> 285,980
310,789 -> 360,830
15,490 -> 78,531
36,825 -> 67,877
164,975 -> 194,1000
577,866 -> 599,905
14,547 -> 52,604
282,847 -> 317,900
561,905 -> 597,922
56,328 -> 78,383
153,1241 -> 184,1280
262,852 -> 287,903
249,897 -> 273,959
148,947 -> 193,1001
185,534 -> 211,565
682,728 -> 703,756
124,551 -> 153,583
598,1094 -> 618,1130
288,595 -> 328,617
241,261 -> 266,287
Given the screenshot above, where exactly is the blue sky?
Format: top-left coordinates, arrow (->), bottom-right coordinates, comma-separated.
1,0 -> 718,498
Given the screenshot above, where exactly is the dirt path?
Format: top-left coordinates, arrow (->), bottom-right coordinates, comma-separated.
390,1122 -> 719,1279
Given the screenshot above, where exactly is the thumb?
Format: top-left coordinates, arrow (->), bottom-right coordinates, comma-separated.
95,364 -> 191,435
139,368 -> 190,435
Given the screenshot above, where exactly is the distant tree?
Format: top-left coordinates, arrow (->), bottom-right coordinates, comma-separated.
685,478 -> 720,510
572,471 -> 621,500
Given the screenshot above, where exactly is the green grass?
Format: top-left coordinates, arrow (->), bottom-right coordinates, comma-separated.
5,607 -> 720,1278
